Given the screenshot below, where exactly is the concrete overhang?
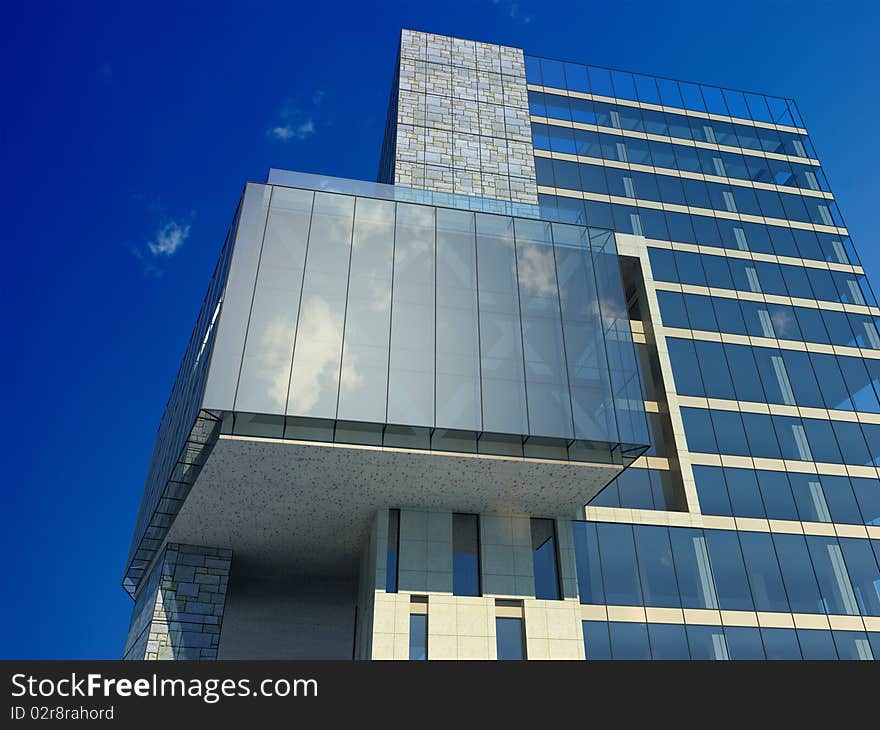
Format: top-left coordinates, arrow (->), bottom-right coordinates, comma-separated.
166,434 -> 623,577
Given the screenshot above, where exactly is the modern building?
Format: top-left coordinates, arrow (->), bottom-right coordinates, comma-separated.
123,29 -> 880,661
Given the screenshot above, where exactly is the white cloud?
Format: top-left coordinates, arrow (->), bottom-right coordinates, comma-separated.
287,295 -> 355,413
492,0 -> 533,24
147,220 -> 191,256
267,119 -> 315,142
267,90 -> 326,142
518,243 -> 556,296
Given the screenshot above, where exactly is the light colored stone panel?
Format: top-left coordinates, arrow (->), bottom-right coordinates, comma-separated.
476,41 -> 502,74
425,93 -> 452,131
452,65 -> 478,101
425,33 -> 451,65
478,102 -> 507,138
425,62 -> 452,97
458,635 -> 491,659
401,29 -> 426,61
428,633 -> 458,660
450,36 -> 476,69
478,72 -> 505,106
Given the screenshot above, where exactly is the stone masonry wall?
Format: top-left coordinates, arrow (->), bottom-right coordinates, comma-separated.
124,543 -> 232,660
393,29 -> 538,204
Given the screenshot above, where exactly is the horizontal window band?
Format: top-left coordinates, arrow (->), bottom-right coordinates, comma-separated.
538,185 -> 848,236
581,603 -> 879,631
673,392 -> 880,425
639,236 -> 861,275
527,84 -> 808,136
532,114 -> 818,166
534,148 -> 831,200
650,281 -> 878,317
686,449 -> 880,481
583,504 -> 880,541
659,324 -> 880,360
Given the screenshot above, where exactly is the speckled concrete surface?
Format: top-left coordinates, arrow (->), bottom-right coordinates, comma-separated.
166,435 -> 621,576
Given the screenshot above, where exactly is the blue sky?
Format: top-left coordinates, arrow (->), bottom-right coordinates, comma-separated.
2,1 -> 877,658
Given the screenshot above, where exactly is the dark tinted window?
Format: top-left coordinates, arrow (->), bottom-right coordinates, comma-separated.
386,509 -> 400,593
453,513 -> 480,597
409,614 -> 427,660
531,518 -> 561,600
496,617 -> 525,660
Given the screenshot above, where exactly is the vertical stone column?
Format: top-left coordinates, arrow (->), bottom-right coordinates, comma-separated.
392,29 -> 538,204
123,543 -> 232,660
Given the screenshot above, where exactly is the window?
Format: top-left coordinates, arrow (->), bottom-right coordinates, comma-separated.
386,509 -> 400,593
409,613 -> 427,661
704,529 -> 753,611
608,622 -> 651,659
761,628 -> 802,659
634,525 -> 681,607
772,533 -> 823,614
573,521 -> 604,604
648,623 -> 690,659
797,629 -> 838,659
822,476 -> 863,524
669,528 -> 718,609
686,625 -> 730,660
582,620 -> 611,660
838,538 -> 880,616
616,468 -> 654,510
681,407 -> 717,454
452,513 -> 480,597
851,477 -> 880,526
789,473 -> 832,523
723,626 -> 765,659
647,247 -> 678,281
694,341 -> 735,399
597,522 -> 643,605
832,631 -> 874,660
709,410 -> 749,456
756,470 -> 799,521
668,338 -> 704,397
739,531 -> 790,612
694,465 -> 732,517
531,518 -> 561,600
724,467 -> 766,518
806,536 -> 859,615
496,617 -> 525,660
724,345 -> 766,403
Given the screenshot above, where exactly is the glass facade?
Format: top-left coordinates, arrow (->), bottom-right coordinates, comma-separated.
583,620 -> 877,660
525,52 -> 880,534
573,521 -> 880,617
216,180 -> 649,462
574,520 -> 880,659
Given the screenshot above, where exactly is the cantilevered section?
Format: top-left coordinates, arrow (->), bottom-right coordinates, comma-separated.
124,170 -> 649,594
